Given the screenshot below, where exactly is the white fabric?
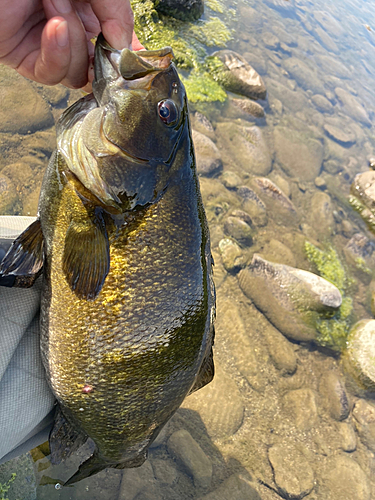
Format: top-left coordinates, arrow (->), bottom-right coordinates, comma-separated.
0,218 -> 55,462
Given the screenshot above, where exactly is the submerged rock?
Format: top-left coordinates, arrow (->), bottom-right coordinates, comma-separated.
283,388 -> 318,431
219,238 -> 246,273
323,123 -> 356,146
312,94 -> 334,113
237,186 -> 268,227
192,112 -> 216,141
342,319 -> 375,396
221,171 -> 242,190
223,216 -> 254,247
284,57 -> 325,94
335,87 -> 371,126
309,191 -> 335,237
268,442 -> 315,499
0,175 -> 18,215
198,474 -> 261,500
230,97 -> 265,118
192,130 -> 223,177
238,255 -> 342,342
352,399 -> 375,453
319,372 -> 350,421
252,177 -> 296,212
155,0 -> 204,21
210,50 -> 267,100
349,170 -> 375,234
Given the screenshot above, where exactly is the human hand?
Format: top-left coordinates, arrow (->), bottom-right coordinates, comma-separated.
0,0 -> 144,90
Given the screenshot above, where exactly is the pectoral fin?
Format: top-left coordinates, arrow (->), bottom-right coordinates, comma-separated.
62,208 -> 110,301
0,219 -> 44,286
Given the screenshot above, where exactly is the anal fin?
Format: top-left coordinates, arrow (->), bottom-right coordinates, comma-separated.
0,219 -> 44,287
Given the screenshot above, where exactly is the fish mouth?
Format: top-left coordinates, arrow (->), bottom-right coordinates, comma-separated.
93,33 -> 174,102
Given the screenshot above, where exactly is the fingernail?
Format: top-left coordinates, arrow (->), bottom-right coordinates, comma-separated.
56,20 -> 69,47
51,0 -> 72,14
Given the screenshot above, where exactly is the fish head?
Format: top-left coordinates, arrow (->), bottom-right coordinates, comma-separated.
93,34 -> 187,165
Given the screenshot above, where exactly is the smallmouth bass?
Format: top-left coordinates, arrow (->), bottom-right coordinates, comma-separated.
0,34 -> 215,485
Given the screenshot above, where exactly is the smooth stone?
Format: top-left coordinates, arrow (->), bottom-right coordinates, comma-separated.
192,130 -> 223,177
192,112 -> 216,140
264,0 -> 295,14
323,124 -> 356,146
284,57 -> 325,94
216,123 -> 272,176
309,191 -> 335,236
335,87 -> 371,126
338,421 -> 357,452
167,430 -> 212,490
344,233 -> 374,282
312,94 -> 334,113
224,216 -> 253,247
238,255 -> 342,342
0,66 -> 54,134
219,238 -> 246,273
251,177 -> 296,212
221,171 -> 242,190
349,170 -> 375,232
318,455 -> 371,500
283,388 -> 318,431
0,175 -> 18,214
352,399 -> 375,453
230,98 -> 265,118
198,474 -> 261,500
211,50 -> 267,100
315,54 -> 351,79
270,173 -> 291,197
151,458 -> 178,485
266,79 -> 309,113
274,126 -> 324,181
319,372 -> 350,421
260,239 -> 296,267
155,0 -> 203,20
342,319 -> 375,395
262,32 -> 280,49
313,10 -> 345,37
238,186 -> 268,227
268,443 -> 314,499
264,323 -> 297,375
314,176 -> 327,189
314,26 -> 339,53
182,364 -> 244,440
119,461 -> 155,500
41,84 -> 69,106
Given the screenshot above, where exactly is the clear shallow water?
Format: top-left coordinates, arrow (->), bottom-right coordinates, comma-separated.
2,0 -> 375,498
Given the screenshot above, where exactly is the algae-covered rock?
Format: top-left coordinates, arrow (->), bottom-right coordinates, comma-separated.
155,0 -> 204,21
208,50 -> 267,100
349,170 -> 375,234
238,254 -> 342,343
341,319 -> 375,396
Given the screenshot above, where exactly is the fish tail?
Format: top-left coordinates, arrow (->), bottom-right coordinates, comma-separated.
63,451 -> 107,486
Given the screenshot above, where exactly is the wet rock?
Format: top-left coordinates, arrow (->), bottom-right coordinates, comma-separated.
221,171 -> 242,190
309,191 -> 335,236
335,88 -> 371,127
167,429 -> 212,490
318,455 -> 371,500
270,173 -> 291,197
342,319 -> 375,396
264,0 -> 295,14
238,186 -> 268,227
230,97 -> 265,118
211,50 -> 267,100
216,123 -> 272,176
219,238 -> 246,273
0,175 -> 18,214
251,177 -> 296,212
182,364 -> 244,440
314,10 -> 345,38
262,32 -> 280,50
152,458 -> 178,485
192,112 -> 216,140
155,0 -> 203,21
40,84 -> 69,107
192,130 -> 223,177
338,421 -> 357,452
319,372 -> 350,421
198,474 -> 261,500
264,323 -> 297,375
352,399 -> 375,453
283,388 -> 318,431
118,461 -> 155,500
349,170 -> 375,233
314,176 -> 327,190
238,254 -> 342,342
0,66 -> 54,134
312,94 -> 334,113
314,26 -> 339,53
344,233 -> 374,282
261,239 -> 296,267
274,126 -> 323,181
315,54 -> 351,79
224,216 -> 254,247
268,442 -> 314,499
284,57 -> 325,94
267,79 -> 309,113
324,124 -> 355,147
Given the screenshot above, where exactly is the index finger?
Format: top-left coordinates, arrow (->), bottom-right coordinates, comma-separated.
87,0 -> 134,50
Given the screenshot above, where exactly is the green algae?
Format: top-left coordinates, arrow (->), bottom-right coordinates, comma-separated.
0,473 -> 16,500
131,0 -> 233,102
305,242 -> 354,351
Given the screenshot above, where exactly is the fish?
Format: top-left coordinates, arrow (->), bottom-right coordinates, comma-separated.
0,34 -> 215,485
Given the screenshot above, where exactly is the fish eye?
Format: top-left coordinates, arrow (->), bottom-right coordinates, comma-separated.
158,99 -> 178,126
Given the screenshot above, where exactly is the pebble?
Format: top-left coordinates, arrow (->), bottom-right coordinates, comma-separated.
224,216 -> 253,247
198,474 -> 261,500
312,94 -> 334,113
182,364 -> 244,440
221,171 -> 242,190
167,429 -> 212,490
338,421 -> 357,452
151,458 -> 178,485
252,177 -> 296,212
192,130 -> 223,177
231,98 -> 265,118
237,186 -> 268,227
219,238 -> 246,273
192,112 -> 216,140
283,388 -> 318,431
323,123 -> 356,146
335,87 -> 371,127
318,372 -> 350,421
268,442 -> 315,499
264,322 -> 297,375
352,399 -> 375,453
314,176 -> 327,189
318,455 -> 371,500
260,239 -> 296,267
309,191 -> 335,237
284,57 -> 325,94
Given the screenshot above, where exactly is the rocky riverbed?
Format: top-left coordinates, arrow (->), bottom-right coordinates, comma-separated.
2,0 -> 375,498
